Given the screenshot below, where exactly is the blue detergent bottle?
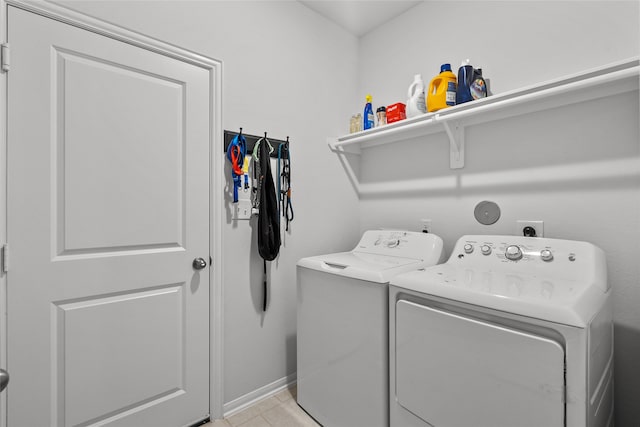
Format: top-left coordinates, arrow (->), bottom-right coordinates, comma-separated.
456,59 -> 474,104
457,59 -> 488,104
363,94 -> 375,130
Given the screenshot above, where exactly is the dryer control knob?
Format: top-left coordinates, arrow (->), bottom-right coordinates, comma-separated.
463,244 -> 474,254
505,245 -> 523,261
481,245 -> 492,255
540,249 -> 553,262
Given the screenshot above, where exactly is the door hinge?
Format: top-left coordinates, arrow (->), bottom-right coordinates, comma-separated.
1,43 -> 10,73
1,244 -> 8,273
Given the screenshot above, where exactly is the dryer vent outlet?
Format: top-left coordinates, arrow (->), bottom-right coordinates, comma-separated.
516,220 -> 543,237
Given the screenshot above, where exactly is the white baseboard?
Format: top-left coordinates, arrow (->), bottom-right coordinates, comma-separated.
223,372 -> 297,418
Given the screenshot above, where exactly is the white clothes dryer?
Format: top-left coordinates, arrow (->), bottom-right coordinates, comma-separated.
297,230 -> 445,427
389,235 -> 613,427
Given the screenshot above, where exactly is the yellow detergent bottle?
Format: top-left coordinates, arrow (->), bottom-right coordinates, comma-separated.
427,63 -> 457,112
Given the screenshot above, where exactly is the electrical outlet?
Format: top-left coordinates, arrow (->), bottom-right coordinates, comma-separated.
516,220 -> 544,237
421,219 -> 432,234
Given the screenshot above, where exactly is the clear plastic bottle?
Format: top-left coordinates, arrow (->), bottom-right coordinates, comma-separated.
376,106 -> 387,127
355,113 -> 362,132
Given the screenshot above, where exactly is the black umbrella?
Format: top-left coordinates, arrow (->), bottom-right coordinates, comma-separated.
254,136 -> 281,311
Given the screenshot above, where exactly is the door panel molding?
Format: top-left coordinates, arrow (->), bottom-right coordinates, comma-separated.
53,46 -> 188,255
1,0 -> 225,422
53,283 -> 187,426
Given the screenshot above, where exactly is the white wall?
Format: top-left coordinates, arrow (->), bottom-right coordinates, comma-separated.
360,0 -> 639,107
52,0 -> 361,410
357,1 -> 640,425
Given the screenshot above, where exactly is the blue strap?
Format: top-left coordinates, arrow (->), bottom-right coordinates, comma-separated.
278,143 -> 293,231
226,134 -> 246,203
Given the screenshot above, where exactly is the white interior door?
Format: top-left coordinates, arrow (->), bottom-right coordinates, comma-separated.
6,6 -> 210,426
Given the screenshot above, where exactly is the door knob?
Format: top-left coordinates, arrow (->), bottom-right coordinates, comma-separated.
0,369 -> 9,392
192,257 -> 207,270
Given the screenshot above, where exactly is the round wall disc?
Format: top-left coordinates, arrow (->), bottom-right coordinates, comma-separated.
474,200 -> 501,225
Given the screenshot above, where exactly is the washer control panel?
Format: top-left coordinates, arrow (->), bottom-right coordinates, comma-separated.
355,230 -> 444,261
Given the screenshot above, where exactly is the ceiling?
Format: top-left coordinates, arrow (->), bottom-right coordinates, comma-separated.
299,1 -> 423,37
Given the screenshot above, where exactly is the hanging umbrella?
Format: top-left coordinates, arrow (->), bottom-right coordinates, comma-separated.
253,136 -> 280,311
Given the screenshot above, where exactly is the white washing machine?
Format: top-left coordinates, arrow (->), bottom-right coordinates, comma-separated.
389,235 -> 613,427
297,230 -> 445,427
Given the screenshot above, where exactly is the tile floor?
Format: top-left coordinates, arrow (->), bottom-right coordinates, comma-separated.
204,385 -> 320,427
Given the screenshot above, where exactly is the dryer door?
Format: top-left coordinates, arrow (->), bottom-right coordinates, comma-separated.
395,300 -> 564,427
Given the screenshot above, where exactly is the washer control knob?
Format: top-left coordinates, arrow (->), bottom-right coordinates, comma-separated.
463,244 -> 474,254
385,239 -> 399,248
540,249 -> 553,262
505,245 -> 523,261
480,245 -> 492,255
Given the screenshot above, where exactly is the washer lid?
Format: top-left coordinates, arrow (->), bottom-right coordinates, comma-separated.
390,264 -> 609,327
297,230 -> 445,283
298,252 -> 425,283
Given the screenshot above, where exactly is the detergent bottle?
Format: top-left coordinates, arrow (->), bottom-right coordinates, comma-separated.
456,59 -> 488,104
363,94 -> 375,130
406,74 -> 427,118
427,64 -> 457,112
456,59 -> 474,104
470,68 -> 488,100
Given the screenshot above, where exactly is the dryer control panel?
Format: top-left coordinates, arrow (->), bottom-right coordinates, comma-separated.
450,235 -> 607,289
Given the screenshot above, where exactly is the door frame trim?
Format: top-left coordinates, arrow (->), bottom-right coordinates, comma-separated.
0,0 -> 225,421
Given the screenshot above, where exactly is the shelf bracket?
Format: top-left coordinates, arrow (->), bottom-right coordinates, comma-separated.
328,138 -> 361,155
442,120 -> 465,169
327,137 -> 362,195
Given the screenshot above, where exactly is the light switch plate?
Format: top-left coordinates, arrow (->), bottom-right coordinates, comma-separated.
234,199 -> 252,220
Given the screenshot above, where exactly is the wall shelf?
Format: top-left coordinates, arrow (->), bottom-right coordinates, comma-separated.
329,57 -> 639,172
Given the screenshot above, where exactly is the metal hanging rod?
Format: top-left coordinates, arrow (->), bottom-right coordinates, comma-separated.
224,128 -> 290,159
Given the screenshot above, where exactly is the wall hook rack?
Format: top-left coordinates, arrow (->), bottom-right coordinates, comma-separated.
224,129 -> 290,159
